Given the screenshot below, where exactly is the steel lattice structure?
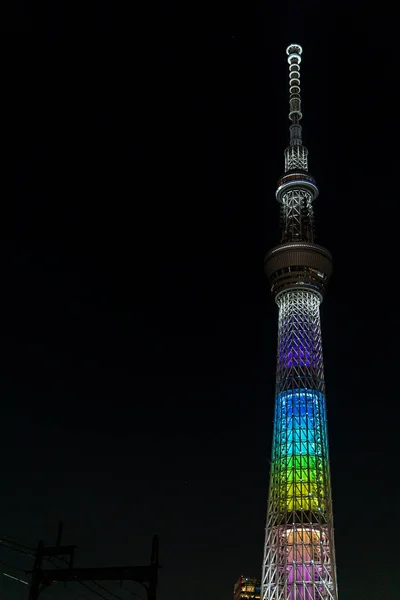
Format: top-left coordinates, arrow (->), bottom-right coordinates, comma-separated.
262,45 -> 339,600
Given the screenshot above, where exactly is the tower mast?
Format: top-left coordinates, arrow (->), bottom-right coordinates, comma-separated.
261,45 -> 339,600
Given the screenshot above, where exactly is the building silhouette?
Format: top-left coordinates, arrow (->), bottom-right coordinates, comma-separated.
234,576 -> 261,600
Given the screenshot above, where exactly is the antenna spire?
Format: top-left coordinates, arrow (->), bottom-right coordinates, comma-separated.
274,44 -> 319,243
284,44 -> 308,172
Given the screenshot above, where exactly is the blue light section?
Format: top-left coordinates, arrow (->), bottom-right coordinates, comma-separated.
272,388 -> 327,512
274,388 -> 326,457
281,389 -> 321,454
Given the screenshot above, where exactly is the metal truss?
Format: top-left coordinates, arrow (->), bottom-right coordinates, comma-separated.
285,146 -> 308,171
280,190 -> 315,243
261,290 -> 338,600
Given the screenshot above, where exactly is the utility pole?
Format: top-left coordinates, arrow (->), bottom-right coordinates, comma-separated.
28,523 -> 160,600
28,522 -> 76,600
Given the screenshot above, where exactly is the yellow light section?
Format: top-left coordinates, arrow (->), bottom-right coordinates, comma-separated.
284,481 -> 319,512
277,455 -> 325,512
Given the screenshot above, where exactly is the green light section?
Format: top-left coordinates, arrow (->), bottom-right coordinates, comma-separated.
275,455 -> 325,511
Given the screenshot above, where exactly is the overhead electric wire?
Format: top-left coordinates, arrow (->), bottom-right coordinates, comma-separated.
0,557 -> 27,573
111,580 -> 144,600
0,535 -> 61,597
42,557 -> 121,600
45,552 -> 140,600
2,572 -> 29,585
0,535 -> 34,551
77,580 -> 112,600
0,538 -> 36,558
92,580 -> 123,600
1,533 -> 148,600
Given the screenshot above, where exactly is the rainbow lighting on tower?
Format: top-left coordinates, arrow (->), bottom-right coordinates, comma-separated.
261,44 -> 339,600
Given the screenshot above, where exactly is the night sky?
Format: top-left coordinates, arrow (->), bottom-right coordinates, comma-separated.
1,3 -> 398,600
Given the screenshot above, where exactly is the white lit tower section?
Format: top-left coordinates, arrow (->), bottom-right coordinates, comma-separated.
261,45 -> 339,600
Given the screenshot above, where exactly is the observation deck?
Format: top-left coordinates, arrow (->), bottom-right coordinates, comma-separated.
276,170 -> 319,203
264,241 -> 332,301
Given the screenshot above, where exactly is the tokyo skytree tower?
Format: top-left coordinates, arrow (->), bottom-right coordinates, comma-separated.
261,45 -> 339,600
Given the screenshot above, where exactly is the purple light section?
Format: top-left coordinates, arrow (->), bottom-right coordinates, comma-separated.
280,348 -> 311,368
278,316 -> 317,369
287,564 -> 324,600
288,564 -> 312,600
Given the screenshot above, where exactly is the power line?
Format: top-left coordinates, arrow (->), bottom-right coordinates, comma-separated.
50,582 -> 91,600
0,538 -> 62,599
77,580 -> 112,600
0,557 -> 27,573
0,535 -> 34,550
1,537 -> 147,600
2,530 -> 159,600
44,554 -> 144,600
0,538 -> 36,558
3,571 -> 29,585
111,581 -> 144,600
38,559 -> 117,600
43,557 -> 146,600
92,580 -> 123,600
44,555 -> 134,599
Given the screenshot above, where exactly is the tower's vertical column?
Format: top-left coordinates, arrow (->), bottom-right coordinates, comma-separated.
262,45 -> 339,600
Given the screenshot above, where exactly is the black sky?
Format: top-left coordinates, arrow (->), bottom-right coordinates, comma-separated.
1,2 -> 398,599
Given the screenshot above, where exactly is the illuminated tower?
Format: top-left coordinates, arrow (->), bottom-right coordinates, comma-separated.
261,45 -> 338,600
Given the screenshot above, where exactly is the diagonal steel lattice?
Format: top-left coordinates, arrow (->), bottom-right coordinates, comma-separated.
262,44 -> 339,600
262,291 -> 338,600
279,189 -> 315,244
